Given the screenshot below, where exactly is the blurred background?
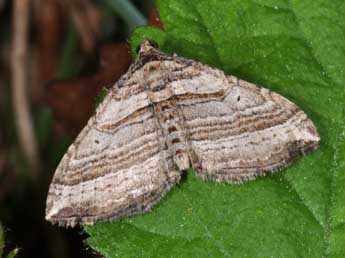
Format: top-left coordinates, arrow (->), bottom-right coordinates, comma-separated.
0,0 -> 163,257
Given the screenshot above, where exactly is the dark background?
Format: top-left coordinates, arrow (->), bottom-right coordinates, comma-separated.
0,0 -> 162,257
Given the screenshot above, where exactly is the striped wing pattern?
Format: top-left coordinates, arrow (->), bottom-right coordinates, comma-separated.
178,76 -> 319,183
46,86 -> 180,227
46,40 -> 319,227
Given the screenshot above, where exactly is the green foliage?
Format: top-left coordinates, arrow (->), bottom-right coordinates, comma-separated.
4,249 -> 18,258
56,24 -> 80,80
95,88 -> 109,108
0,223 -> 18,258
86,0 -> 345,257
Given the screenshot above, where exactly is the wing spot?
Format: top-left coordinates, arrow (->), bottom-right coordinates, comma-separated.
172,138 -> 181,144
168,126 -> 178,133
148,65 -> 158,72
95,140 -> 99,144
162,113 -> 174,122
161,104 -> 170,111
237,96 -> 241,101
175,149 -> 183,154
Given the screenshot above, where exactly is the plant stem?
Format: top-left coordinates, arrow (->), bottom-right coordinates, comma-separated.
56,24 -> 79,79
103,0 -> 147,29
11,0 -> 40,178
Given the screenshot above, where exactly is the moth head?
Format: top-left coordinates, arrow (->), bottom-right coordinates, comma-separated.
136,38 -> 160,56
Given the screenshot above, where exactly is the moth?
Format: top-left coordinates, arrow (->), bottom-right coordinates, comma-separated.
46,39 -> 320,227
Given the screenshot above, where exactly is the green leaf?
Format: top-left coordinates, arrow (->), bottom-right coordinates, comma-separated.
5,248 -> 18,258
95,88 -> 109,108
86,0 -> 345,257
0,223 -> 18,258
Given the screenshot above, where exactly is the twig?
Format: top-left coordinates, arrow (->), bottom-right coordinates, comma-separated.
11,0 -> 40,179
